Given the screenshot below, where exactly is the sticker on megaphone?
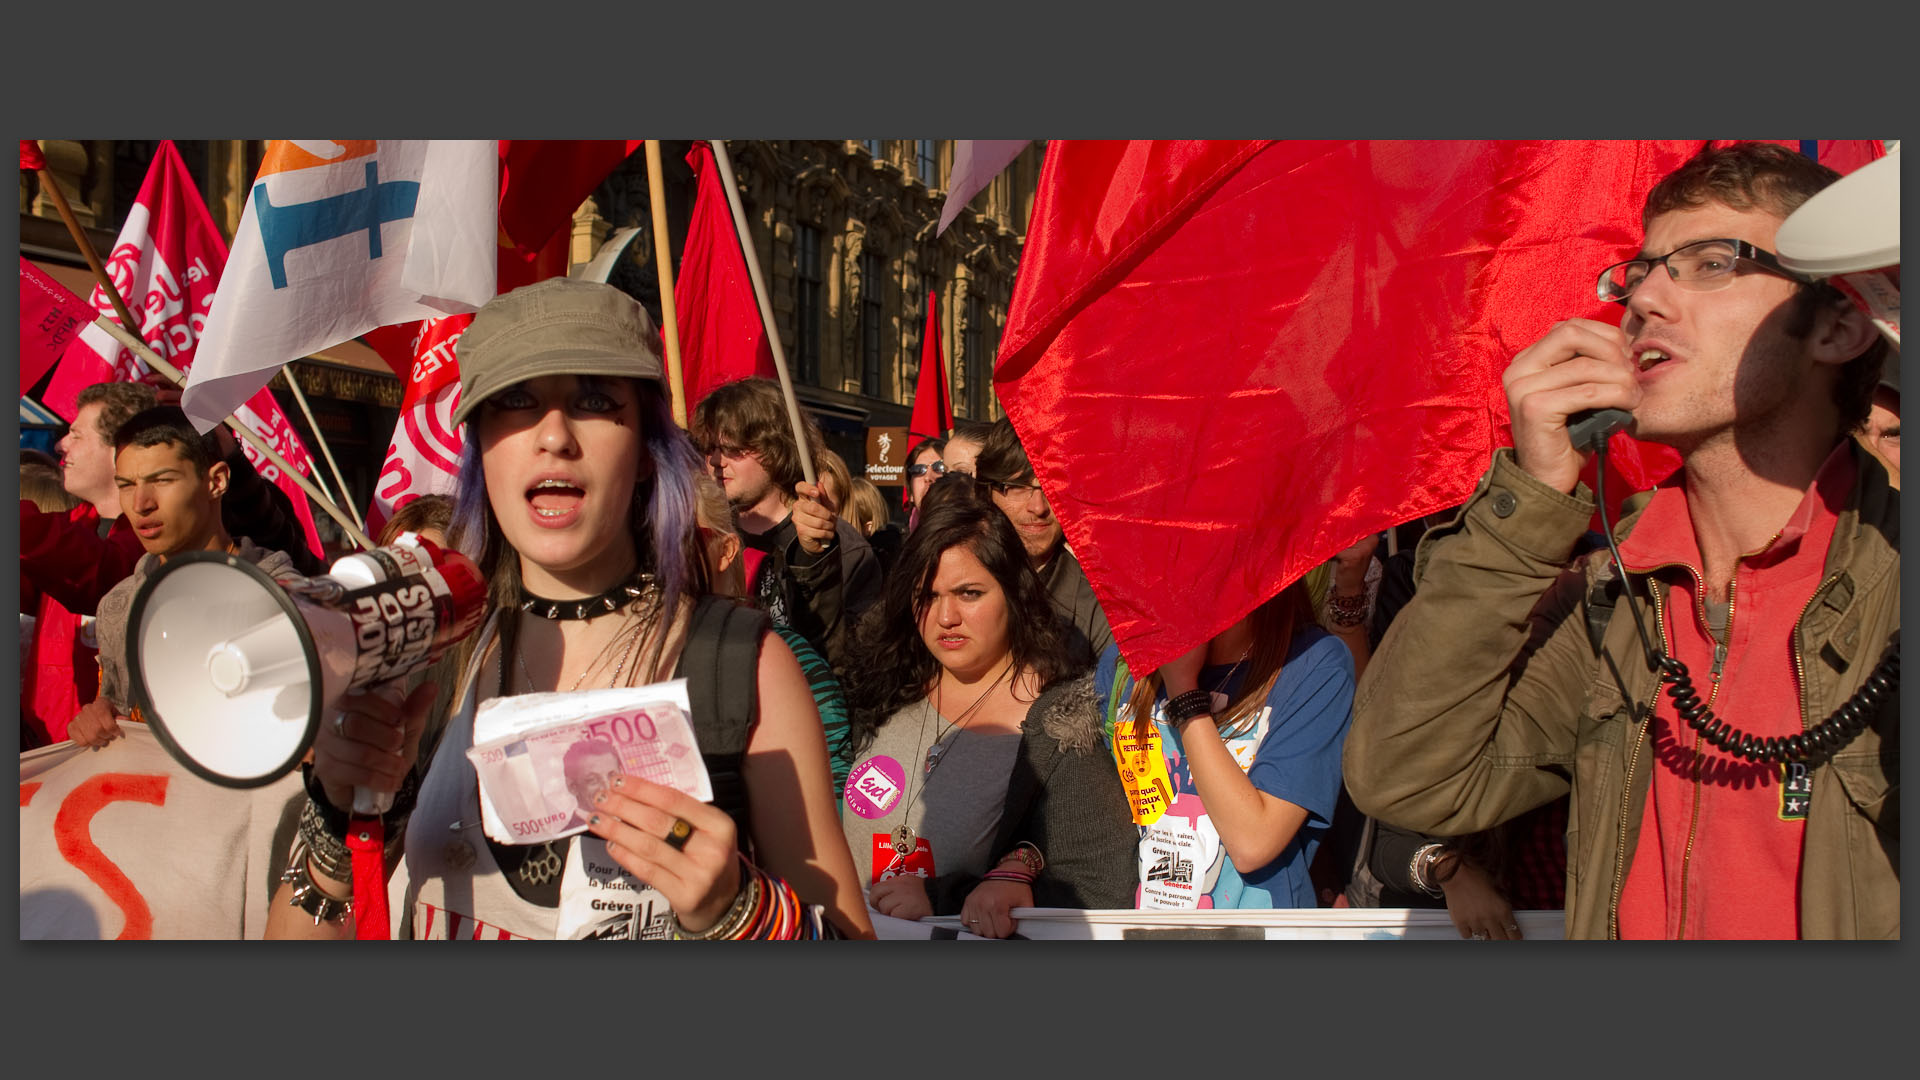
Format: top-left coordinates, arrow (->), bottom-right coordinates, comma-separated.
127,534 -> 487,790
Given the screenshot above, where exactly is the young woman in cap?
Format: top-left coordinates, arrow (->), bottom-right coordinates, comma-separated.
268,279 -> 871,940
838,488 -> 1134,938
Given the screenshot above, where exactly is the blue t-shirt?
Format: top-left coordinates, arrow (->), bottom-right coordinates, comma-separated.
1095,628 -> 1353,909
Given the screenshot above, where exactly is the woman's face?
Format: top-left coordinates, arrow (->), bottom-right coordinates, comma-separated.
907,446 -> 944,507
477,374 -> 646,592
918,543 -> 1012,682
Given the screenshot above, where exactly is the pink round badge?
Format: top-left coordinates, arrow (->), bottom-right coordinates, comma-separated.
844,755 -> 906,820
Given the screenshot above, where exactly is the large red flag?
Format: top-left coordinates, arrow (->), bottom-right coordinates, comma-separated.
497,140 -> 642,256
675,142 -> 774,410
996,139 -> 1890,675
20,139 -> 47,171
909,289 -> 953,444
43,140 -> 325,559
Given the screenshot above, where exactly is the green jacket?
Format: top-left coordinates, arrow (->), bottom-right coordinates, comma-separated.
1345,445 -> 1899,939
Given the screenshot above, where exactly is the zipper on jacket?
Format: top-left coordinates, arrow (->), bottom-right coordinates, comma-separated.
1673,575 -> 1734,939
1792,574 -> 1842,741
1610,580 -> 1668,940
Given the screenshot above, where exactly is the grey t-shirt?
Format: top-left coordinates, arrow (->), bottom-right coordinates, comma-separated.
839,699 -> 1021,890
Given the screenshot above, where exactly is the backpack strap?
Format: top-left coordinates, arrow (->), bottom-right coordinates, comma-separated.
683,595 -> 770,853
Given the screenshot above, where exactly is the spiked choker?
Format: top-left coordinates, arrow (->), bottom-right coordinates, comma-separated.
517,571 -> 659,621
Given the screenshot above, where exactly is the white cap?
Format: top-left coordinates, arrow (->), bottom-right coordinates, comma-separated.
1777,151 -> 1900,276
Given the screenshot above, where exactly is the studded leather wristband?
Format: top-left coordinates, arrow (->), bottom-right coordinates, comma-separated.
1165,689 -> 1214,725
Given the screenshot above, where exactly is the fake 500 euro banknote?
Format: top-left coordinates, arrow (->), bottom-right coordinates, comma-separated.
466,681 -> 710,846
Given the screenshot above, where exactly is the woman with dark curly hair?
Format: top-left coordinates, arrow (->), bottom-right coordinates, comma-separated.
839,491 -> 1134,937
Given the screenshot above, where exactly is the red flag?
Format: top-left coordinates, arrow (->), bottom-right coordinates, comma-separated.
497,140 -> 642,255
43,140 -> 325,560
18,258 -> 92,392
675,142 -> 774,409
997,139 -> 1832,675
910,289 -> 953,442
20,139 -> 46,171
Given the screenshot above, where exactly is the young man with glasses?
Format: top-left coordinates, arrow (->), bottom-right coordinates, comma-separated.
974,417 -> 1115,666
691,377 -> 883,671
1344,142 -> 1897,939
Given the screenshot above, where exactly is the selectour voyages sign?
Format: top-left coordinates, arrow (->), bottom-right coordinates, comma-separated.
866,426 -> 908,487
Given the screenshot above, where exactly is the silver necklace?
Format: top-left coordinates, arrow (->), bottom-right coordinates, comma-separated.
889,659 -> 1014,860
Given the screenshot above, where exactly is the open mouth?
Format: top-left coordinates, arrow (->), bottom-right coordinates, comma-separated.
1635,347 -> 1672,373
135,520 -> 164,538
527,478 -> 585,519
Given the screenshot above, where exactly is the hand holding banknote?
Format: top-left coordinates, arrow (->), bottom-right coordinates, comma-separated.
585,775 -> 742,933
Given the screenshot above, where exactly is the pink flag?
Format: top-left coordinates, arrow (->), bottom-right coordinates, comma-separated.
366,315 -> 469,539
18,258 -> 91,392
45,141 -> 325,559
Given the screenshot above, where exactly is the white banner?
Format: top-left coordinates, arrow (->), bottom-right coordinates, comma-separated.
873,907 -> 1565,941
19,727 -> 305,939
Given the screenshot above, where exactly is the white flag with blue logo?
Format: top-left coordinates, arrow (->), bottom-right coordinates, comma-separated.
181,140 -> 496,433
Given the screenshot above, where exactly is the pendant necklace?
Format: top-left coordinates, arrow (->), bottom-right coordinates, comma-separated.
889,658 -> 1015,860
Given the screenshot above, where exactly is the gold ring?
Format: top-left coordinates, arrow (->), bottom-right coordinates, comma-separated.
664,818 -> 694,851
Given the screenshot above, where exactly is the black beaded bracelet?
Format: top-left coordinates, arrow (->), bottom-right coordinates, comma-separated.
1165,689 -> 1214,725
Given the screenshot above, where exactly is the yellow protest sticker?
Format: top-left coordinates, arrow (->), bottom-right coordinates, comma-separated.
1111,715 -> 1173,826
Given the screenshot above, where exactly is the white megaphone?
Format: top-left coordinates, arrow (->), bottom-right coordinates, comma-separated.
1776,149 -> 1900,351
126,533 -> 487,813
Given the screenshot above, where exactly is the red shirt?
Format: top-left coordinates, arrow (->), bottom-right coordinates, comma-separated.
1614,443 -> 1854,939
18,502 -> 145,749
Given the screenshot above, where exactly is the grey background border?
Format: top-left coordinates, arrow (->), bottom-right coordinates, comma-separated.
4,0 -> 1909,1074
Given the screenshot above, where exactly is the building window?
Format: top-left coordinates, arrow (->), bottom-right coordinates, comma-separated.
863,139 -> 884,159
963,293 -> 986,418
917,140 -> 938,187
794,225 -> 822,384
860,251 -> 886,399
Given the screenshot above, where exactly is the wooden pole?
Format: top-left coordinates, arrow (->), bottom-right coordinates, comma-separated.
280,365 -> 366,532
91,315 -> 376,552
708,140 -> 817,486
31,164 -> 143,337
643,141 -> 688,428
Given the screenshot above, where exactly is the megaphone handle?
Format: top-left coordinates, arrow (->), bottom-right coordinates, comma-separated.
353,787 -> 394,816
349,680 -> 413,816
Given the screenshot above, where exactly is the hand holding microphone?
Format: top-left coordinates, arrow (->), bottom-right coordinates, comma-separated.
1501,318 -> 1642,494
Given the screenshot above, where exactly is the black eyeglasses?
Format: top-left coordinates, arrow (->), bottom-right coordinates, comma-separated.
1597,238 -> 1809,304
986,479 -> 1045,502
906,461 -> 948,479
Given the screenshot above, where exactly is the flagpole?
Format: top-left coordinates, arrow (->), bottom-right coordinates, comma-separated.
643,141 -> 689,428
32,156 -> 374,550
30,164 -> 145,339
90,315 -> 376,552
709,140 -> 818,486
280,365 -> 367,533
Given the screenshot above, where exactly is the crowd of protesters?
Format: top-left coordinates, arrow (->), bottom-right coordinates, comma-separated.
18,142 -> 1900,940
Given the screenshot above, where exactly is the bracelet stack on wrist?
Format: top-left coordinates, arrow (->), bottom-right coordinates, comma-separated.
280,838 -> 353,925
1325,590 -> 1371,628
672,857 -> 822,940
1408,842 -> 1447,899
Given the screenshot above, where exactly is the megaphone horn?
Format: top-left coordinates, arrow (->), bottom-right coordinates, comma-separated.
128,535 -> 487,797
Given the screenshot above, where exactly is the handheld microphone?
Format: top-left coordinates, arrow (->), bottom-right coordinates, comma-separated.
1566,408 -> 1633,453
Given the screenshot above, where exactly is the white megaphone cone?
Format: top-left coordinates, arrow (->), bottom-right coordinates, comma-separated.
127,534 -> 487,808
